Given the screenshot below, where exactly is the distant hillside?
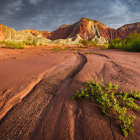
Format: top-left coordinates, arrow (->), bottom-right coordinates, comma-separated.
42,18 -> 140,41
116,22 -> 140,39
43,17 -> 110,42
0,18 -> 140,45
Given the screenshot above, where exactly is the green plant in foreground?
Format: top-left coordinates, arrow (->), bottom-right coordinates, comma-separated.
71,79 -> 140,137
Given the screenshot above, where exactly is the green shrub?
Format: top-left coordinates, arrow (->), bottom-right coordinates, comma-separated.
80,39 -> 91,46
0,41 -> 24,49
32,39 -> 37,46
23,37 -> 37,46
109,31 -> 140,52
61,47 -> 67,50
71,78 -> 140,137
0,40 -> 6,44
90,41 -> 97,46
80,39 -> 98,47
51,48 -> 59,52
101,43 -> 109,49
109,38 -> 122,49
50,47 -> 67,52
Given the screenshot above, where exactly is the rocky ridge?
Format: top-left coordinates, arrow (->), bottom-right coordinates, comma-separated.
0,18 -> 140,45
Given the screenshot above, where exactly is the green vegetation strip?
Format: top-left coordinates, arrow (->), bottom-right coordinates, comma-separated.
50,47 -> 67,52
71,79 -> 140,137
0,41 -> 24,49
109,31 -> 140,52
80,39 -> 97,47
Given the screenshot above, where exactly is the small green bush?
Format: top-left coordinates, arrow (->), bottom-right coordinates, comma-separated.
32,39 -> 37,46
80,39 -> 91,46
23,37 -> 37,46
51,48 -> 59,52
80,39 -> 97,47
109,31 -> 140,52
71,78 -> 140,137
61,47 -> 67,50
101,43 -> 109,49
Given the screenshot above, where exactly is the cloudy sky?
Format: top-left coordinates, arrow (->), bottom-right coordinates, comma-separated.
0,0 -> 139,31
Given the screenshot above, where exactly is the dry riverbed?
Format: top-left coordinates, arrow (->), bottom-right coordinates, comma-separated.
0,46 -> 140,140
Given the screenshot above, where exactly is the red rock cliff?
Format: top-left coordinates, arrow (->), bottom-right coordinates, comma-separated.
116,22 -> 140,39
45,18 -> 140,40
0,19 -> 140,41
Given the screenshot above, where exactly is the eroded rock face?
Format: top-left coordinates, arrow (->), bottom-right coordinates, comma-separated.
97,25 -> 117,40
45,17 -> 110,40
116,22 -> 140,39
0,31 -> 6,41
43,18 -> 140,41
0,24 -> 16,40
45,18 -> 140,41
0,18 -> 140,44
76,18 -> 107,39
41,31 -> 52,38
19,29 -> 41,37
49,34 -> 82,45
98,22 -> 140,40
45,24 -> 77,40
19,29 -> 52,38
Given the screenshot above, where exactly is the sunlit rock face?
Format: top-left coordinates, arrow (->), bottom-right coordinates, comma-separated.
0,24 -> 51,45
0,18 -> 140,45
41,17 -> 140,43
116,22 -> 140,39
0,30 -> 6,41
44,17 -> 111,41
0,24 -> 16,40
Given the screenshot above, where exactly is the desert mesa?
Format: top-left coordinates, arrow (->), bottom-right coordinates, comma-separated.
0,17 -> 140,46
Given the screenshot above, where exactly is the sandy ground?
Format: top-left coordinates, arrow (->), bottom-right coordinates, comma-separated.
0,46 -> 140,140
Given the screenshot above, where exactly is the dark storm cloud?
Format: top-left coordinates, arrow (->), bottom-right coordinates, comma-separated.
0,0 -> 140,31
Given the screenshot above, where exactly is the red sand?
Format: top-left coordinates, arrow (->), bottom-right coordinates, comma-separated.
0,47 -> 140,140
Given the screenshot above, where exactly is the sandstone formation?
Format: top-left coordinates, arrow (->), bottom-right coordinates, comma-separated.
0,24 -> 51,45
43,17 -> 140,41
44,17 -> 109,42
49,34 -> 82,45
0,24 -> 16,40
19,29 -> 42,37
0,31 -> 6,41
0,18 -> 140,45
19,29 -> 51,38
97,25 -> 117,40
116,22 -> 140,39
